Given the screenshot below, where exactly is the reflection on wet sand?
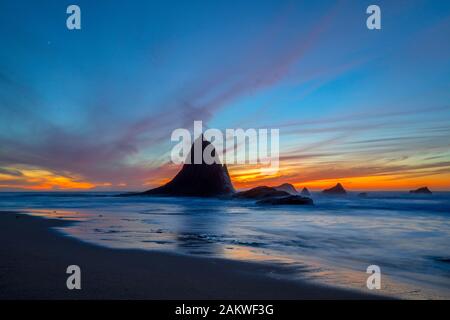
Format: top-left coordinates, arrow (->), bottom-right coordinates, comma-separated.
17,208 -> 90,221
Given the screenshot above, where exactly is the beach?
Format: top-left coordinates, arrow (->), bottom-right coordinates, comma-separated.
1,0 -> 450,303
0,211 -> 379,299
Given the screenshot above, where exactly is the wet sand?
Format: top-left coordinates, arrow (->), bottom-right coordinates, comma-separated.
0,211 -> 382,299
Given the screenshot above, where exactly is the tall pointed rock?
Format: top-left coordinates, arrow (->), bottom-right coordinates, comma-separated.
142,136 -> 235,197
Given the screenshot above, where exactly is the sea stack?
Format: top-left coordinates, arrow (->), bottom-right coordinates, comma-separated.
235,186 -> 314,205
234,186 -> 289,199
358,192 -> 368,198
140,136 -> 235,197
410,187 -> 432,194
322,183 -> 347,195
274,183 -> 298,195
257,195 -> 314,206
301,187 -> 311,196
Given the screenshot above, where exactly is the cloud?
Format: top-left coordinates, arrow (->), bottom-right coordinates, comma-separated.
1,2 -> 449,191
0,3 -> 344,190
0,167 -> 23,177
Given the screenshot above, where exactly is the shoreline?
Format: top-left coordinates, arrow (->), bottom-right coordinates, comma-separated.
0,211 -> 384,299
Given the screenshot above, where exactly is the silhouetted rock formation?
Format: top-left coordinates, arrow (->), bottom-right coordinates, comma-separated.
358,192 -> 368,198
138,137 -> 235,197
257,195 -> 314,206
301,187 -> 311,196
322,183 -> 347,195
234,186 -> 289,199
410,187 -> 432,194
274,183 -> 298,195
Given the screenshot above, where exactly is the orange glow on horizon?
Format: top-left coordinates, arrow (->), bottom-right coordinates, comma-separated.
228,167 -> 450,191
0,167 -> 96,191
1,161 -> 449,191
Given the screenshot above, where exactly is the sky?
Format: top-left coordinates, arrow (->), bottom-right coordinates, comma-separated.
0,0 -> 449,191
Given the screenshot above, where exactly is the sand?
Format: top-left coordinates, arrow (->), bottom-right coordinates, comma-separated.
0,211 -> 382,299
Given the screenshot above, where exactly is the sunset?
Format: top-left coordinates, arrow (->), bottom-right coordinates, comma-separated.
0,0 -> 449,308
1,1 -> 449,192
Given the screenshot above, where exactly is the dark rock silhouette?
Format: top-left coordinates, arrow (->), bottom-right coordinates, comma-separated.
274,183 -> 298,195
301,187 -> 311,196
234,186 -> 289,199
257,195 -> 313,206
358,192 -> 368,198
322,183 -> 347,195
410,187 -> 432,194
137,136 -> 235,197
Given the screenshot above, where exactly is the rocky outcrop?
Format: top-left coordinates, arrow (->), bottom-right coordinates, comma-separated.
358,192 -> 368,198
137,137 -> 235,197
301,187 -> 311,196
322,183 -> 347,195
273,183 -> 298,195
257,195 -> 313,205
410,187 -> 432,194
234,186 -> 289,199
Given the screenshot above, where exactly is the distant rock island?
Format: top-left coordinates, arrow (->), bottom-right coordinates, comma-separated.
322,183 -> 347,195
257,195 -> 313,206
273,183 -> 298,195
235,186 -> 313,205
134,137 -> 235,197
301,187 -> 310,196
358,192 -> 368,198
234,186 -> 289,199
410,187 -> 432,194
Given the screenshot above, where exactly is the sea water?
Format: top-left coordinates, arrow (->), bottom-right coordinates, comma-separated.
1,191 -> 449,299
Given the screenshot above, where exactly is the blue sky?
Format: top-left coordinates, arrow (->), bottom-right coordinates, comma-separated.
0,0 -> 449,190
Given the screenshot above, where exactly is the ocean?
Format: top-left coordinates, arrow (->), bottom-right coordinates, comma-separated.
1,191 -> 449,299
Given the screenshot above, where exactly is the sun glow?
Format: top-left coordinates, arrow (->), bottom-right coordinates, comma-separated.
228,163 -> 450,191
0,167 -> 95,190
1,157 -> 450,191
